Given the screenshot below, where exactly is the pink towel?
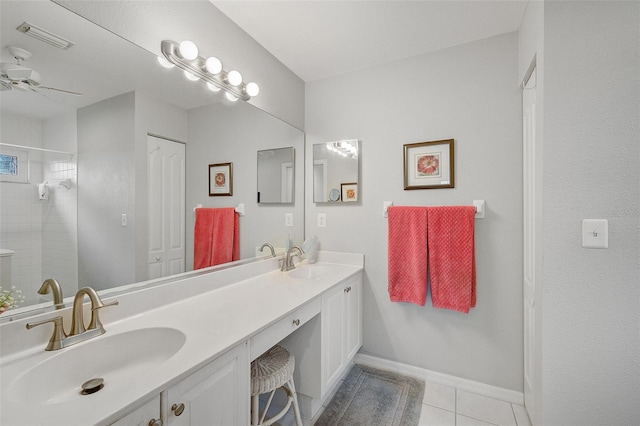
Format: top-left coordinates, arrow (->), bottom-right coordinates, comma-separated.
387,206 -> 428,306
193,208 -> 239,270
426,206 -> 476,313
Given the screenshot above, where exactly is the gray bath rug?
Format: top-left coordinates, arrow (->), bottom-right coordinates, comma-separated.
314,364 -> 425,426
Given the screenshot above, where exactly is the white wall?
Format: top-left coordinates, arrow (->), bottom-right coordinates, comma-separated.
77,92 -> 135,291
306,33 -> 523,391
541,2 -> 640,424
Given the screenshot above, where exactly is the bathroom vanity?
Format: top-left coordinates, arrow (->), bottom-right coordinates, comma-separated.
0,251 -> 363,425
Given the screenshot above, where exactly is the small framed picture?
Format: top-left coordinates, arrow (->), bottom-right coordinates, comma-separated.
209,162 -> 233,196
341,182 -> 358,202
403,139 -> 454,190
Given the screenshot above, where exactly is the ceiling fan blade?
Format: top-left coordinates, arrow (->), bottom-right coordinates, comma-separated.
38,85 -> 83,96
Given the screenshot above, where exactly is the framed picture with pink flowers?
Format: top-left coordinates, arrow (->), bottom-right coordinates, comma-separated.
403,139 -> 454,190
209,162 -> 233,196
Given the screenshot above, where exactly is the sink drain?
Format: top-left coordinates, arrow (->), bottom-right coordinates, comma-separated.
80,377 -> 104,395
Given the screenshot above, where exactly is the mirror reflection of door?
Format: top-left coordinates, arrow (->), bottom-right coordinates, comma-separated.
313,160 -> 327,202
147,135 -> 186,280
312,140 -> 359,203
257,147 -> 294,203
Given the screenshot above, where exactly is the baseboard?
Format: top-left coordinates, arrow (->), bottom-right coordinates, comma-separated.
354,353 -> 524,405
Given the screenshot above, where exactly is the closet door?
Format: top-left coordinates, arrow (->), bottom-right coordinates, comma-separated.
148,135 -> 186,280
522,66 -> 539,419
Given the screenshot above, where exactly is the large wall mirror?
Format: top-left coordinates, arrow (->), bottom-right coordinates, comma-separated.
0,1 -> 304,320
313,140 -> 360,203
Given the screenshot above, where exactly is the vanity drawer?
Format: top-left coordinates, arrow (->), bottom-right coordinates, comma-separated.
250,297 -> 321,360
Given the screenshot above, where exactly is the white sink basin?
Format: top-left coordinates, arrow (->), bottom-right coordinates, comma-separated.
288,265 -> 330,280
7,327 -> 186,405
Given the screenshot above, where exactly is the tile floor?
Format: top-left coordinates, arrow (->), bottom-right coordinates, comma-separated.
261,378 -> 532,426
419,380 -> 532,426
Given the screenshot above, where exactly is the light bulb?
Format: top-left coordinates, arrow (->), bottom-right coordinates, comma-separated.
227,70 -> 242,86
157,56 -> 174,68
183,70 -> 199,81
245,82 -> 260,97
225,92 -> 238,102
178,40 -> 198,60
205,57 -> 222,74
207,82 -> 221,92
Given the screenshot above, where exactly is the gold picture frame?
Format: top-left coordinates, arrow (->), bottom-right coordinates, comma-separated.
341,182 -> 358,202
403,139 -> 454,190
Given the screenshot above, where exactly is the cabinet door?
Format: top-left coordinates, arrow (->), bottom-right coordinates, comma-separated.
110,395 -> 160,426
166,342 -> 249,426
321,283 -> 345,395
344,274 -> 362,362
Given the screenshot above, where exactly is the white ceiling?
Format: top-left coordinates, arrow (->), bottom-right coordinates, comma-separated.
212,1 -> 529,82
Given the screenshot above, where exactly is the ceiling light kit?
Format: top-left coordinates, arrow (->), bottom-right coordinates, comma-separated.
16,22 -> 74,49
159,40 -> 259,102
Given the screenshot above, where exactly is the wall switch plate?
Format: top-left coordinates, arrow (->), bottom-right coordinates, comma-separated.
285,213 -> 293,227
317,213 -> 327,228
582,219 -> 608,248
121,214 -> 128,227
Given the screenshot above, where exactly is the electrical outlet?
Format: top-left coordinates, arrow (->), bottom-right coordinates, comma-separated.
317,213 -> 327,228
285,213 -> 293,227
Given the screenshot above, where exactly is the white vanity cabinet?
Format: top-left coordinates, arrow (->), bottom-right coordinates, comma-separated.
321,273 -> 362,396
110,395 -> 161,426
164,342 -> 249,426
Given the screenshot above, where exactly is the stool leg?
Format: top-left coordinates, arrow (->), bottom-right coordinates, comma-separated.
251,394 -> 259,425
287,378 -> 303,426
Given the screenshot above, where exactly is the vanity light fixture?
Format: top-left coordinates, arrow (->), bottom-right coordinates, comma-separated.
160,40 -> 259,102
326,139 -> 358,159
16,22 -> 74,49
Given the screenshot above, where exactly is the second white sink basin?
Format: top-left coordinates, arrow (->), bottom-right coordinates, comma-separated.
288,265 -> 330,280
7,327 -> 186,405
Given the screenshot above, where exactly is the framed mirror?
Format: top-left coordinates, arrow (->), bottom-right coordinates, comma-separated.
313,139 -> 359,203
257,147 -> 294,203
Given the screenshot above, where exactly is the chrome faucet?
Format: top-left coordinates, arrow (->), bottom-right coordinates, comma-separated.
26,287 -> 118,351
281,246 -> 304,272
37,278 -> 64,309
259,243 -> 276,257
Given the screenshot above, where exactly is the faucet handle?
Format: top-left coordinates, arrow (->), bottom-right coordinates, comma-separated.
26,316 -> 67,351
88,299 -> 118,331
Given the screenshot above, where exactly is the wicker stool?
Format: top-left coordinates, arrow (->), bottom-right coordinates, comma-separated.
250,345 -> 303,426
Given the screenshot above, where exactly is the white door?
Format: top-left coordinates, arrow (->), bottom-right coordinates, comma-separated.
147,135 -> 185,280
522,67 -> 538,418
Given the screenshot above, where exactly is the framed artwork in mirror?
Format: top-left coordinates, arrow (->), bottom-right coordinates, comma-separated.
209,162 -> 233,196
403,139 -> 454,190
341,183 -> 358,202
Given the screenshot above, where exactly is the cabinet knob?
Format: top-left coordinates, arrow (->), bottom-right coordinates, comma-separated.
172,403 -> 185,416
292,319 -> 300,326
148,419 -> 163,426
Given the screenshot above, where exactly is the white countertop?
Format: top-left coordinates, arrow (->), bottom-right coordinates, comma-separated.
0,252 -> 363,425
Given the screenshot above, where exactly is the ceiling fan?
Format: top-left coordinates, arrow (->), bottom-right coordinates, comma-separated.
0,46 -> 82,96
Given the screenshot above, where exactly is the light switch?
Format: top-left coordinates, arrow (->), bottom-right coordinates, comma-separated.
285,213 -> 293,227
582,219 -> 608,249
121,214 -> 128,227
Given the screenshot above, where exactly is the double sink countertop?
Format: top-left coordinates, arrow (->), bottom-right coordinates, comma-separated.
0,251 -> 363,425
